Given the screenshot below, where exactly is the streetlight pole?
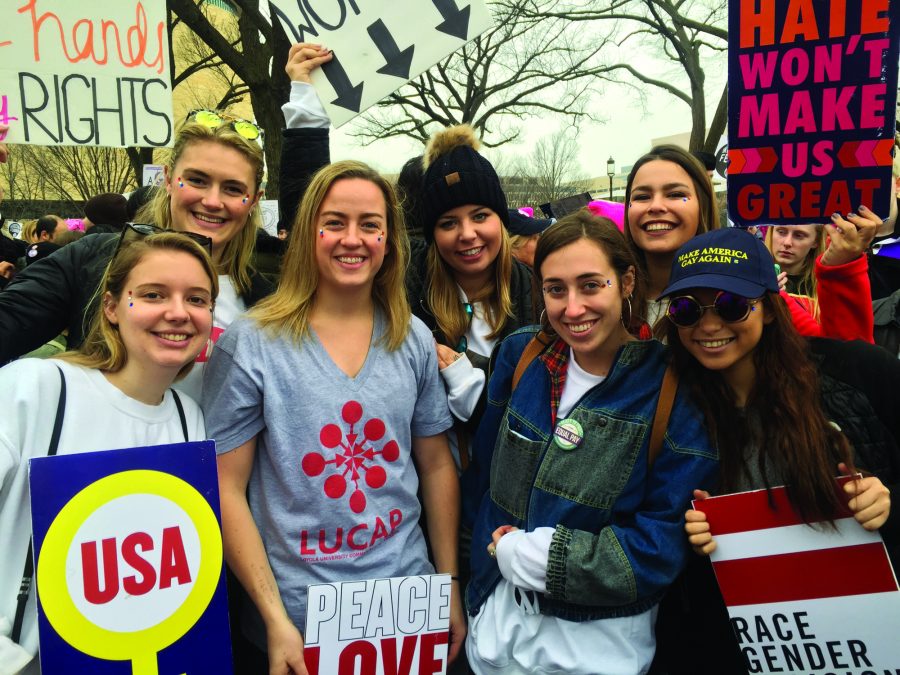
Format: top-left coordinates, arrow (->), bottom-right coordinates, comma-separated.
607,156 -> 615,201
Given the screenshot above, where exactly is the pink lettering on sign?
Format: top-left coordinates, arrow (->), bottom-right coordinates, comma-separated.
0,97 -> 19,138
17,0 -> 165,74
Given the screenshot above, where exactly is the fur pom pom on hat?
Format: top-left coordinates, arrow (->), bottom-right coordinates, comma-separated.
420,124 -> 508,242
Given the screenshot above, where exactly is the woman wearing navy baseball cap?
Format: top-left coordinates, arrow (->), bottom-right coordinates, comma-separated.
652,228 -> 899,673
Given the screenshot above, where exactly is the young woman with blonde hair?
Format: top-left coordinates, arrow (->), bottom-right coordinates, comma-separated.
0,232 -> 216,673
0,114 -> 273,400
204,160 -> 464,675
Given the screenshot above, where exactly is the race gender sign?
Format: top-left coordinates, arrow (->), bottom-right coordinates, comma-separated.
727,0 -> 900,227
29,440 -> 231,675
694,481 -> 900,674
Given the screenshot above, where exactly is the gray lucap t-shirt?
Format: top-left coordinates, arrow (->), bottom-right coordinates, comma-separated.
203,311 -> 452,648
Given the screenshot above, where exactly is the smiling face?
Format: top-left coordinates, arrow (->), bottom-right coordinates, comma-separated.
165,140 -> 260,262
540,238 -> 635,375
675,288 -> 770,401
314,178 -> 388,296
627,160 -> 702,258
432,204 -> 503,291
104,250 -> 214,377
770,225 -> 820,275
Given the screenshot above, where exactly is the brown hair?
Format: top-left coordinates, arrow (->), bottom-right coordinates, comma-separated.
136,121 -> 264,296
534,209 -> 645,336
248,160 -> 411,351
624,145 -> 721,280
57,233 -> 219,380
666,292 -> 854,522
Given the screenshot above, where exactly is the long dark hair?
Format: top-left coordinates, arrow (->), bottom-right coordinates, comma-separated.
667,292 -> 854,522
534,209 -> 646,336
624,144 -> 720,254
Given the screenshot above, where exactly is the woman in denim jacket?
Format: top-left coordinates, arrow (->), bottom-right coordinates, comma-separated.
461,211 -> 719,675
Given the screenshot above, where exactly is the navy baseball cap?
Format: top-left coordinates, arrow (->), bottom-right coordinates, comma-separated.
507,208 -> 554,237
660,228 -> 780,299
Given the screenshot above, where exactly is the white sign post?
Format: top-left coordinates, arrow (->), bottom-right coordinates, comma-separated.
304,574 -> 452,675
268,0 -> 494,127
0,0 -> 174,147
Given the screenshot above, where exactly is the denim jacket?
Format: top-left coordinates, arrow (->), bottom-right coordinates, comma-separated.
462,328 -> 719,621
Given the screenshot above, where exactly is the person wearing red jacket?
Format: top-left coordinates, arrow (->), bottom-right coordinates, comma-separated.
776,208 -> 879,343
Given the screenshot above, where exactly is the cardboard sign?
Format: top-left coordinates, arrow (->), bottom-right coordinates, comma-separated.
29,440 -> 232,675
694,481 -> 900,674
304,574 -> 451,675
0,0 -> 173,147
268,0 -> 493,127
142,164 -> 164,187
727,0 -> 900,226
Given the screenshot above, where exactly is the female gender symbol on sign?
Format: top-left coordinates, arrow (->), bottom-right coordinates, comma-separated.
36,470 -> 223,675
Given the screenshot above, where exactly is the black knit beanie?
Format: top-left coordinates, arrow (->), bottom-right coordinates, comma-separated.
420,125 -> 509,243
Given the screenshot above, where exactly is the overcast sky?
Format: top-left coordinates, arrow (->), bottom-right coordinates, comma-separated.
326,57 -> 728,182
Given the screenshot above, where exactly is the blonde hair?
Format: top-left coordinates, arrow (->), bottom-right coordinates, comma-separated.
426,223 -> 514,346
57,233 -> 219,380
249,161 -> 411,350
136,121 -> 265,296
509,233 -> 537,252
764,224 -> 826,310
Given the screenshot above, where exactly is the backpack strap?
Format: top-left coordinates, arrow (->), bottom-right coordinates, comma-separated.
511,330 -> 554,393
648,365 -> 678,471
12,365 -> 66,645
170,389 -> 189,443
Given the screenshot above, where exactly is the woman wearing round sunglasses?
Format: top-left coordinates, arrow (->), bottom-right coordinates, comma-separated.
0,114 -> 278,399
651,228 -> 899,674
463,212 -> 718,675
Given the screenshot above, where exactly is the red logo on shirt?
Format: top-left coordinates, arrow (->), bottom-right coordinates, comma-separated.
195,326 -> 225,363
301,401 -> 400,514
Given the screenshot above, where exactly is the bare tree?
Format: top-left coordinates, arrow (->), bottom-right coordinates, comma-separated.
537,0 -> 728,153
511,128 -> 592,206
168,0 -> 293,197
350,0 -> 620,148
16,146 -> 137,206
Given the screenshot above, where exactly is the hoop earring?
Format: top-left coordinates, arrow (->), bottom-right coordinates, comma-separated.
539,308 -> 546,326
621,296 -> 633,328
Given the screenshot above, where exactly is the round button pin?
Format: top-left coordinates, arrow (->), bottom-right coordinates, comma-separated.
553,418 -> 584,450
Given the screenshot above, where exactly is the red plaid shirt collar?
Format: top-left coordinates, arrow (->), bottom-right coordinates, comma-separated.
538,337 -> 570,425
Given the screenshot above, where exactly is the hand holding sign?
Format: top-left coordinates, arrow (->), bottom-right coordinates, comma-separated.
839,462 -> 892,531
266,616 -> 309,675
285,43 -> 334,85
821,205 -> 882,266
685,489 -> 716,556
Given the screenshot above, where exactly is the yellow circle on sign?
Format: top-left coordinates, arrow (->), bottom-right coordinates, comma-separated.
36,470 -> 223,663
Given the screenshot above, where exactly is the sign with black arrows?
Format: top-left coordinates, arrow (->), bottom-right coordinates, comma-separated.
268,0 -> 493,127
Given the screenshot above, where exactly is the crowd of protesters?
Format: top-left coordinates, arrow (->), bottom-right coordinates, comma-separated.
1,40 -> 899,675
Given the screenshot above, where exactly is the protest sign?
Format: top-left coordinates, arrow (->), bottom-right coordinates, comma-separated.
268,0 -> 493,127
727,0 -> 900,226
304,574 -> 451,675
29,440 -> 231,675
694,481 -> 900,674
0,0 -> 173,147
141,164 -> 164,187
